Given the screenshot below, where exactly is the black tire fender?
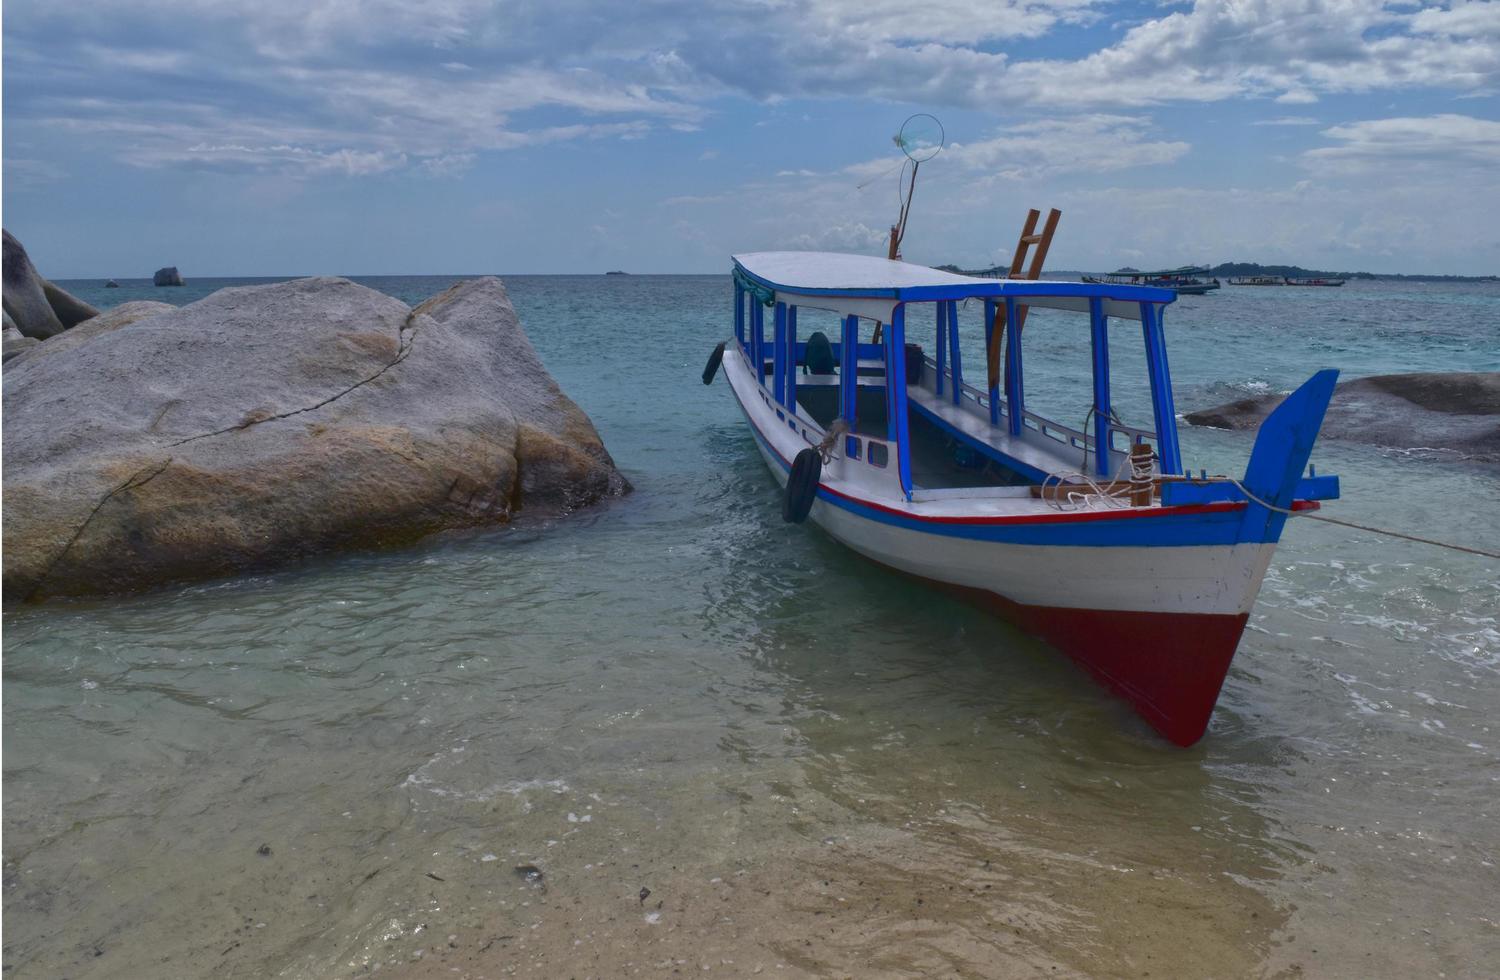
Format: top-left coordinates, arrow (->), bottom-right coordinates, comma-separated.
702,342 -> 726,384
783,447 -> 822,524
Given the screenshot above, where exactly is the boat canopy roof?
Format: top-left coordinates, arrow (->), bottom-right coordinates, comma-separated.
733,250 -> 1175,322
1108,265 -> 1210,276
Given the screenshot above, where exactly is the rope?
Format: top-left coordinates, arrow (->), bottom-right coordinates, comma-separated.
1221,477 -> 1500,560
815,419 -> 851,464
1040,450 -> 1144,512
732,267 -> 776,307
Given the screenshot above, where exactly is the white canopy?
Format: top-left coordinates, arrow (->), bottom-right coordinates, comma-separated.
732,250 -> 1172,322
733,251 -> 1002,295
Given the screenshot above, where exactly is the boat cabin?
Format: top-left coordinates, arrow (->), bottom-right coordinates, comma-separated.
729,252 -> 1184,502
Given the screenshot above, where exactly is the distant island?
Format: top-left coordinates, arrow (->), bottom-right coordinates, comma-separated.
605,270 -> 629,276
934,261 -> 1498,284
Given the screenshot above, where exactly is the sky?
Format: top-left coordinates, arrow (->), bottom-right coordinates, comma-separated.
2,0 -> 1498,277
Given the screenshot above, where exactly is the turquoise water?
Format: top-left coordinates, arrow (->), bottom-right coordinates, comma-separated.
5,275 -> 1498,978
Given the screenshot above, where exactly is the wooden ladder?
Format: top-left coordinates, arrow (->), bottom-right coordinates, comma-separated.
987,207 -> 1061,391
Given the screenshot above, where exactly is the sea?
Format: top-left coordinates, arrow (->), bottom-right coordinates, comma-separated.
4,274 -> 1498,978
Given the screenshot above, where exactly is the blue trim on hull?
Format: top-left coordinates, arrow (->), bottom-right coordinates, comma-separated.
734,385 -> 1262,549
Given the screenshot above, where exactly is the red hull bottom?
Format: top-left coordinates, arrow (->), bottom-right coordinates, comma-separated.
944,582 -> 1250,746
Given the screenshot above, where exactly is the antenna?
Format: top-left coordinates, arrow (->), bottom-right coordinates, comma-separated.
887,113 -> 944,261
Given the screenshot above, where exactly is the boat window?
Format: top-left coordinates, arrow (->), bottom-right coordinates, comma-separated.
845,436 -> 861,460
868,442 -> 889,468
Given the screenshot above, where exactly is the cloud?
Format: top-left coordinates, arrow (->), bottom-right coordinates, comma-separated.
1252,115 -> 1321,125
942,115 -> 1191,179
1303,112 -> 1500,173
3,0 -> 1495,187
783,221 -> 890,251
999,0 -> 1500,107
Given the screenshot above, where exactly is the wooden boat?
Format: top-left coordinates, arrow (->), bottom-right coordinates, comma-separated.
1227,276 -> 1283,286
1285,277 -> 1346,287
1083,266 -> 1221,295
706,251 -> 1340,745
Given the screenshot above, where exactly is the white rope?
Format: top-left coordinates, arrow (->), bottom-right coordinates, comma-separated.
815,418 -> 852,464
1222,477 -> 1500,560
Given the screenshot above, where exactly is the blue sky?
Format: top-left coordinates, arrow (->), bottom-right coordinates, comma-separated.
4,0 -> 1497,276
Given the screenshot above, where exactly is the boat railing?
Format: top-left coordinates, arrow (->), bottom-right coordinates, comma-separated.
752,375 -> 901,478
936,360 -> 1157,454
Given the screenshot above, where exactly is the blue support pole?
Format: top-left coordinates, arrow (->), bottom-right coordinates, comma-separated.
773,302 -> 787,406
786,305 -> 798,413
1089,297 -> 1112,476
947,300 -> 962,405
1004,297 -> 1024,436
841,315 -> 859,423
935,303 -> 946,398
752,302 -> 766,384
1140,302 -> 1183,475
887,304 -> 913,498
734,285 -> 745,351
984,300 -> 1000,425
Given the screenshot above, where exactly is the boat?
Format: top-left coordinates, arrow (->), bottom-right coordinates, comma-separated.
1082,266 -> 1221,295
705,251 -> 1340,746
1227,276 -> 1283,286
1284,277 -> 1345,287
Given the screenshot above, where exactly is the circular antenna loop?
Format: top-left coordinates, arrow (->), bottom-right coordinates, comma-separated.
895,114 -> 945,162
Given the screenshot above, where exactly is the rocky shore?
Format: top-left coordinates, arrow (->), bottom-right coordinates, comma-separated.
1185,371 -> 1500,461
2,232 -> 629,600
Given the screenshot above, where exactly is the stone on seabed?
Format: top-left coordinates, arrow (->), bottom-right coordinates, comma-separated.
2,276 -> 630,599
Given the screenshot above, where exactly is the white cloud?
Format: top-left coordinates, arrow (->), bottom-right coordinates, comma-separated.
1252,115 -> 1321,125
1303,112 -> 1500,172
4,0 -> 1496,189
1002,0 -> 1500,107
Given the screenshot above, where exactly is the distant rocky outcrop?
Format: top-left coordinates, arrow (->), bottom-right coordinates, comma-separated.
3,276 -> 630,599
153,266 -> 184,286
1186,372 -> 1500,461
105,279 -> 120,288
3,229 -> 98,339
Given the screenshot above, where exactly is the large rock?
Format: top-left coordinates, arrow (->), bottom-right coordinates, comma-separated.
3,324 -> 40,363
1185,372 -> 1500,461
42,279 -> 100,327
2,276 -> 629,599
154,266 -> 184,286
4,301 -> 177,369
2,229 -> 102,337
3,230 -> 66,339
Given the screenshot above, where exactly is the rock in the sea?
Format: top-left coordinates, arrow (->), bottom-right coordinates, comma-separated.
3,230 -> 66,339
105,280 -> 120,288
153,266 -> 184,286
2,276 -> 629,599
1185,372 -> 1500,461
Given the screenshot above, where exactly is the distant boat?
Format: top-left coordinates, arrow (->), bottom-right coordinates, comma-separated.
1285,277 -> 1345,287
605,270 -> 629,276
1082,266 -> 1221,295
1227,276 -> 1283,286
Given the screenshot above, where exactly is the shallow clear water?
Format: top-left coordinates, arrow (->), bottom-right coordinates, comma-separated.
5,275 -> 1498,978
